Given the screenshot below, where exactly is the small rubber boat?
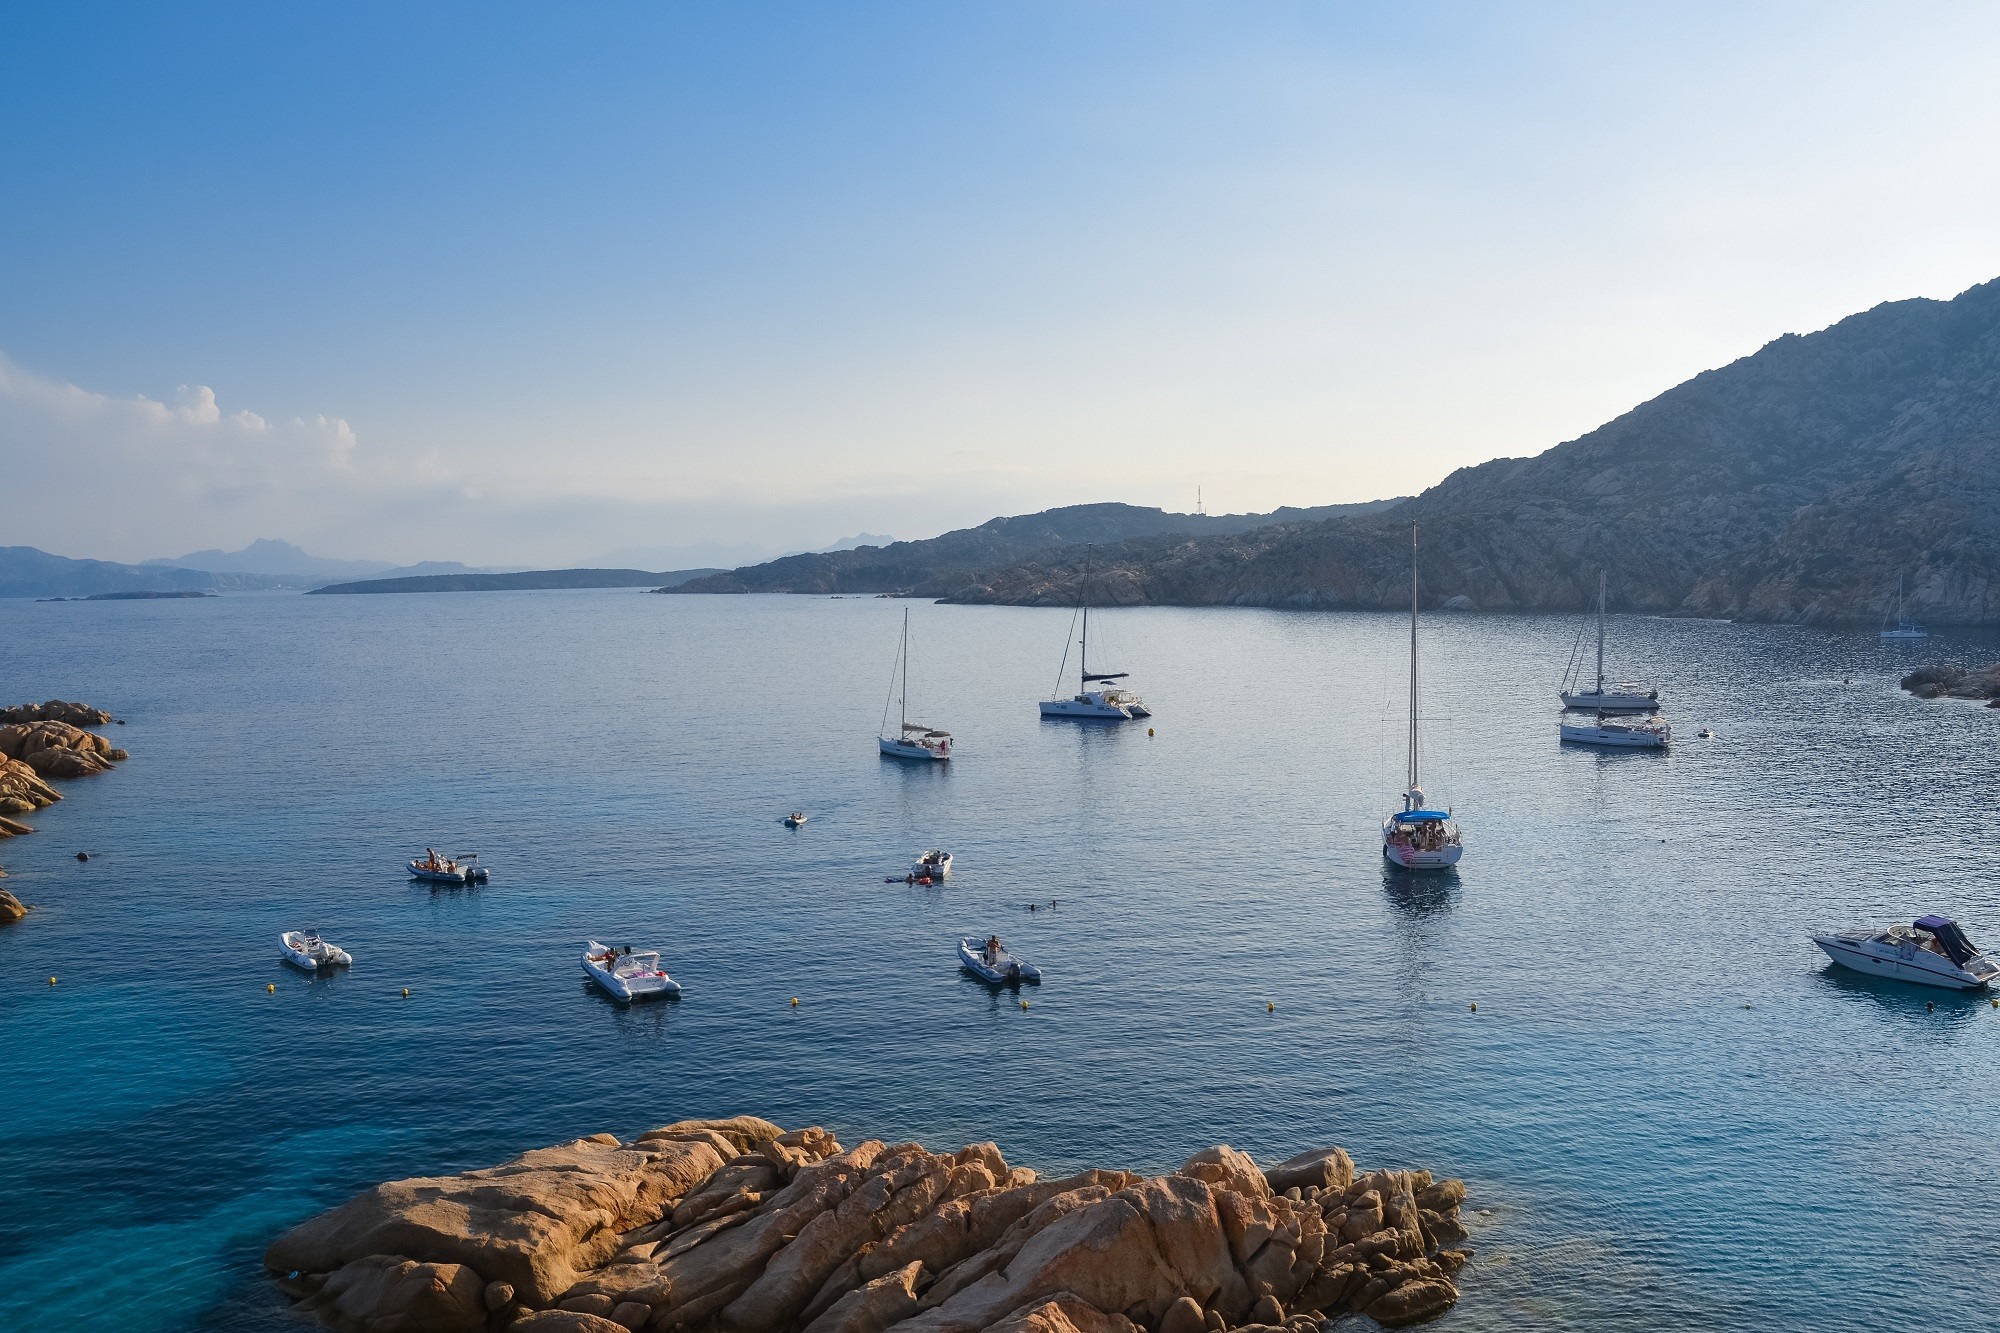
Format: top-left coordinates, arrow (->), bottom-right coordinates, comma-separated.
784,812 -> 809,828
959,935 -> 1040,984
583,940 -> 681,1002
1813,916 -> 1999,990
407,852 -> 489,883
280,930 -> 352,971
912,849 -> 953,880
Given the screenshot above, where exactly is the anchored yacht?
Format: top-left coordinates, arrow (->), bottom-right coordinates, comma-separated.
879,608 -> 951,761
1040,549 -> 1150,720
1559,711 -> 1671,749
1560,571 -> 1661,712
1880,574 -> 1928,640
1381,522 -> 1463,871
1813,916 -> 1997,990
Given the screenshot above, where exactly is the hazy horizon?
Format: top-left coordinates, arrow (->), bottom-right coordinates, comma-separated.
8,3 -> 2000,566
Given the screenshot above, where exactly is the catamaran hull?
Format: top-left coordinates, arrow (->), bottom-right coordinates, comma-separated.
879,738 -> 949,761
1560,724 -> 1669,748
1813,937 -> 1990,990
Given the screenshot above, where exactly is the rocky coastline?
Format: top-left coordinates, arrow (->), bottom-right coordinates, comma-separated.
1900,664 -> 2000,706
0,699 -> 127,917
265,1117 -> 1470,1333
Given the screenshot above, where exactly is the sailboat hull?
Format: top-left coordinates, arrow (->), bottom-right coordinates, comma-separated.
879,737 -> 949,761
1039,697 -> 1135,719
1559,690 -> 1659,713
1383,840 -> 1463,870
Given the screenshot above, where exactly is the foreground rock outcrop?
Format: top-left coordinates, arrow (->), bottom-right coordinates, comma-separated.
1901,664 -> 2000,706
266,1119 -> 1471,1333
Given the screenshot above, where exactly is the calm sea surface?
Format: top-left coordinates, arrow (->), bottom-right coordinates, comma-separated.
1,591 -> 1996,1331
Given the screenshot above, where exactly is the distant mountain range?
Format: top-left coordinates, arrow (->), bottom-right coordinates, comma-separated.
0,540 -> 508,599
677,279 -> 2000,625
667,501 -> 1407,595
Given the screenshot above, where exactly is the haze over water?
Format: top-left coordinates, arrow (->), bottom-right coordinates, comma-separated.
1,591 -> 1996,1331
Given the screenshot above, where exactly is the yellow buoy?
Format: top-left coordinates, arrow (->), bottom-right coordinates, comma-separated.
791,996 -> 799,1006
49,976 -> 57,986
1019,999 -> 1029,1010
267,983 -> 276,993
1469,1002 -> 1477,1012
402,988 -> 410,998
1267,1001 -> 1275,1012
1147,727 -> 1155,737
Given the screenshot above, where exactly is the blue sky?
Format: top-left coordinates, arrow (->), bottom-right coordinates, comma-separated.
6,3 -> 2000,566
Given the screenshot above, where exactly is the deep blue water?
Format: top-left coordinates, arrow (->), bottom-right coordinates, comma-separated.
1,591 -> 1997,1332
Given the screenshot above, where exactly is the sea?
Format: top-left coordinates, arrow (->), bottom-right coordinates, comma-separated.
1,590 -> 1996,1331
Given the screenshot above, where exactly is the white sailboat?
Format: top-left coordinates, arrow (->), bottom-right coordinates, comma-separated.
1880,574 -> 1928,640
879,607 -> 951,761
1559,711 -> 1671,748
1381,523 -> 1463,871
1560,570 -> 1661,712
1040,550 -> 1151,720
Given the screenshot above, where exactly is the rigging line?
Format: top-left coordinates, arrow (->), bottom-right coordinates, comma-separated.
1050,600 -> 1082,699
879,613 -> 903,737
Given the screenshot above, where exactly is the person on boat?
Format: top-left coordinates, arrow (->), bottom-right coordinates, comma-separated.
983,935 -> 1001,964
424,848 -> 439,871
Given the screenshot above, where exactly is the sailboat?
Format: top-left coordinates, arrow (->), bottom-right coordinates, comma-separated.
1880,574 -> 1928,640
879,607 -> 952,761
1040,550 -> 1151,720
1381,523 -> 1463,871
1560,570 -> 1661,712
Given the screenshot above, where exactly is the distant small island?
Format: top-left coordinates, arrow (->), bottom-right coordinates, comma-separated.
37,590 -> 217,602
309,567 -> 720,595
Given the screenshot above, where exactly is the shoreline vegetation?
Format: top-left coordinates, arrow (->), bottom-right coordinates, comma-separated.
0,699 -> 127,919
1900,664 -> 2000,706
266,1117 -> 1470,1333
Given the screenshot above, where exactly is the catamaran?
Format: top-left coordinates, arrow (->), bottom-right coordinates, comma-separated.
879,607 -> 951,761
1880,574 -> 1928,640
1382,523 -> 1463,871
1040,550 -> 1151,720
1560,570 -> 1660,711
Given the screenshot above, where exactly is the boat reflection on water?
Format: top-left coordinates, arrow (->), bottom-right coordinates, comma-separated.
1811,959 -> 1994,1025
1382,861 -> 1461,916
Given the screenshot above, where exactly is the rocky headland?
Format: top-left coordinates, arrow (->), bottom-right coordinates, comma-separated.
0,699 -> 127,912
1900,663 -> 2000,706
265,1117 -> 1470,1333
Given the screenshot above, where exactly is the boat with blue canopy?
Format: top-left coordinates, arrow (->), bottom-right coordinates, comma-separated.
1812,915 -> 1998,990
1382,522 -> 1463,870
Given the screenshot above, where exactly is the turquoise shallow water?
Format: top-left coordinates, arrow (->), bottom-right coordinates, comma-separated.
1,591 -> 1997,1331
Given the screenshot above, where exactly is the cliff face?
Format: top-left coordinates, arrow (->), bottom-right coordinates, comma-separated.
667,502 -> 1406,596
945,279 -> 2000,623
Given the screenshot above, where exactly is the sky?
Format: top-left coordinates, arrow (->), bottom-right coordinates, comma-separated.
6,2 -> 2000,568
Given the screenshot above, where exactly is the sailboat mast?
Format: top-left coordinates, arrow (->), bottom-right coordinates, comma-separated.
1408,521 -> 1419,797
900,607 -> 909,733
1595,570 -> 1607,696
1079,547 -> 1091,692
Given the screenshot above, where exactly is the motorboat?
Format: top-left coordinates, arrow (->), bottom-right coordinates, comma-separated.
1040,547 -> 1151,720
959,935 -> 1041,984
1560,712 -> 1671,748
784,812 -> 809,828
911,849 -> 953,880
582,940 -> 682,1001
1560,570 -> 1662,711
1812,916 -> 1998,990
1880,573 -> 1928,640
407,851 -> 490,883
280,930 -> 352,971
878,608 -> 951,761
1381,522 -> 1464,871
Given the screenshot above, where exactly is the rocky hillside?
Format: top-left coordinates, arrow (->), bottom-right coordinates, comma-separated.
265,1115 -> 1470,1333
943,279 -> 2000,623
666,502 -> 1405,596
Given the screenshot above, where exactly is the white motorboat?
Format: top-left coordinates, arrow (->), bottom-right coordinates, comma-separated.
1381,522 -> 1464,871
280,930 -> 352,971
784,812 -> 809,828
1560,570 -> 1661,711
878,608 -> 951,761
407,851 -> 489,883
1880,573 -> 1928,640
911,849 -> 953,880
582,940 -> 682,1001
1039,550 -> 1151,721
959,934 -> 1041,984
1560,712 -> 1671,748
1813,916 -> 1998,990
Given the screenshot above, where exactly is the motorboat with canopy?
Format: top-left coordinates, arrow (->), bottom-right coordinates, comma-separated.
1382,522 -> 1464,871
959,934 -> 1041,984
280,929 -> 352,971
1560,570 -> 1661,712
879,608 -> 952,761
1812,916 -> 1997,990
582,940 -> 682,1001
1040,548 -> 1151,720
